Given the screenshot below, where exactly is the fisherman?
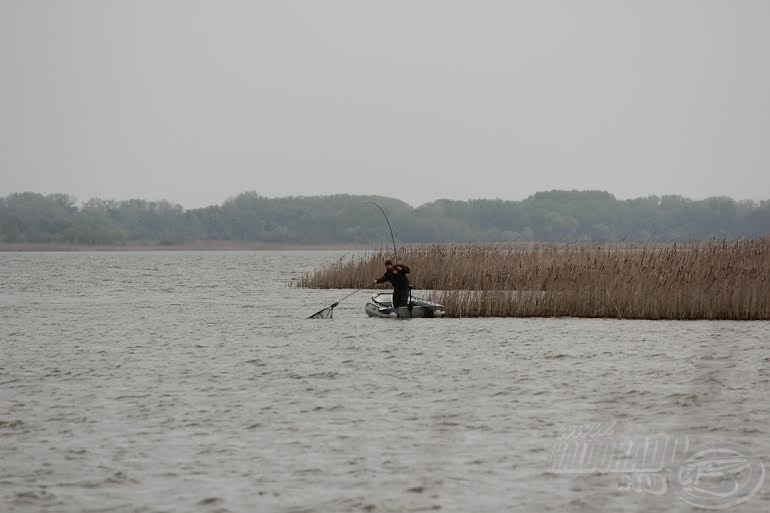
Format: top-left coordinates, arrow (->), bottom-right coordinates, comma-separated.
372,259 -> 411,308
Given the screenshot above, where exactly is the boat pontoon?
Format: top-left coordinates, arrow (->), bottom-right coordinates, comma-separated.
365,292 -> 446,318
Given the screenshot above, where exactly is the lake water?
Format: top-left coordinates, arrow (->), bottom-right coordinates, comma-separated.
1,251 -> 768,512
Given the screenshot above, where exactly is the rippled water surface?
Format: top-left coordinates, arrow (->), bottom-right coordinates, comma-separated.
1,252 -> 769,512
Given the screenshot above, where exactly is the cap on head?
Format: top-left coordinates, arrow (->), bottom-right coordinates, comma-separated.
384,259 -> 393,266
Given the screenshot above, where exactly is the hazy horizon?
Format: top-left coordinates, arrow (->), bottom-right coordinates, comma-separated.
4,188 -> 770,210
2,1 -> 769,208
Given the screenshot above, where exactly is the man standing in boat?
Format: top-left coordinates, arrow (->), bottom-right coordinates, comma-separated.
372,259 -> 411,308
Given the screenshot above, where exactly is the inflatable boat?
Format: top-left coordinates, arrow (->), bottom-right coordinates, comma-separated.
365,292 -> 446,318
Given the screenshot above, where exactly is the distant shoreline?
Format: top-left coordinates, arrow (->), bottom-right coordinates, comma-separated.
0,241 -> 376,252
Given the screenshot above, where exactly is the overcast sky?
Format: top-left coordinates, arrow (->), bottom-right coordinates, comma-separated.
1,1 -> 769,207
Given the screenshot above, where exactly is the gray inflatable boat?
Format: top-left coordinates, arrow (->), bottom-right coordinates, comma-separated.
365,292 -> 446,318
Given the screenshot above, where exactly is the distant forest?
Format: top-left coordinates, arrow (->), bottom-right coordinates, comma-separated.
1,190 -> 769,244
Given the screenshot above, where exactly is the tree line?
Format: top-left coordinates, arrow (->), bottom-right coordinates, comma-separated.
1,190 -> 768,245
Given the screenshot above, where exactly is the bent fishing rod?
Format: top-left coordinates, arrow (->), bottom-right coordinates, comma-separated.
367,201 -> 398,260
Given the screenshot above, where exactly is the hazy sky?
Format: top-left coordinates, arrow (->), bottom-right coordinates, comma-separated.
1,1 -> 769,207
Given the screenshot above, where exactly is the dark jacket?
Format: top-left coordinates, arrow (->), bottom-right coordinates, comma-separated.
376,264 -> 411,308
375,264 -> 411,292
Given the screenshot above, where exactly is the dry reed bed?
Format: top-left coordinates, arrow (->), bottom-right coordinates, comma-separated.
297,239 -> 770,319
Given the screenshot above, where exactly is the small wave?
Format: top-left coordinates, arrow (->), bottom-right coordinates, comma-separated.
666,392 -> 698,406
12,490 -> 58,504
308,371 -> 339,379
544,352 -> 570,359
57,472 -> 139,489
198,496 -> 224,505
